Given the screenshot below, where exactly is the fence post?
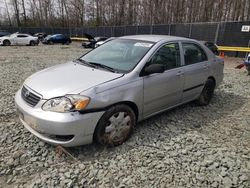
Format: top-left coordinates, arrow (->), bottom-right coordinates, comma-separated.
168,24 -> 171,35
150,25 -> 153,34
214,22 -> 220,44
189,23 -> 192,38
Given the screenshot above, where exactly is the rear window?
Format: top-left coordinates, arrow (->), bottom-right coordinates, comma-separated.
182,43 -> 208,65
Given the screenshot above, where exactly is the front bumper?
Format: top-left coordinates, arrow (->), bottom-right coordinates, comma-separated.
15,89 -> 105,147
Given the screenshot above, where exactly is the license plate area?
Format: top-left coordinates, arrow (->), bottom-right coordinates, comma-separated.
17,109 -> 40,132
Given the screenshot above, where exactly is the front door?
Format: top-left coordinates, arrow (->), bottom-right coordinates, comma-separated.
15,34 -> 28,45
143,42 -> 184,117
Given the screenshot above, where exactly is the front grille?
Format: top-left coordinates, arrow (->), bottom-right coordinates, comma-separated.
21,86 -> 41,107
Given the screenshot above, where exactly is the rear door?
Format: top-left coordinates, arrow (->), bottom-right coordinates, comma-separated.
56,35 -> 65,43
143,42 -> 184,117
181,42 -> 209,103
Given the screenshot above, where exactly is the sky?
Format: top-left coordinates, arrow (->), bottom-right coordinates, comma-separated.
0,0 -> 15,23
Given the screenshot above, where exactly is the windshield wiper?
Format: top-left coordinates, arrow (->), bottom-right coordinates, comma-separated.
88,62 -> 117,73
74,59 -> 118,73
74,59 -> 95,68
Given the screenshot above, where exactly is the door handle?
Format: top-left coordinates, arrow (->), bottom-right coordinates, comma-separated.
176,71 -> 183,76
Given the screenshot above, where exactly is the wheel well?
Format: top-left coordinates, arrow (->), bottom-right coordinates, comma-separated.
208,76 -> 216,86
111,101 -> 139,121
93,101 -> 139,143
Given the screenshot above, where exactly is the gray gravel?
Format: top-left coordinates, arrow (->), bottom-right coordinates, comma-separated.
0,44 -> 249,187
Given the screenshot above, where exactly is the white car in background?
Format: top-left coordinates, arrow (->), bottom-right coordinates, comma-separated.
0,33 -> 39,46
94,37 -> 116,48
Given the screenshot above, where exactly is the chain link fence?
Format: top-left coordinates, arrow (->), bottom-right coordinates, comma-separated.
1,21 -> 250,56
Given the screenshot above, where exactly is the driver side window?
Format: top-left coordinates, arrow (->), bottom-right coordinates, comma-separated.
56,35 -> 63,39
17,35 -> 28,38
149,43 -> 181,70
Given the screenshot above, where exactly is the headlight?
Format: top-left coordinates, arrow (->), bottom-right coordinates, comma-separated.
42,95 -> 90,113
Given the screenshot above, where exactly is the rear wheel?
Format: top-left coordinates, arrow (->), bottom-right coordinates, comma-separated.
196,79 -> 215,106
29,40 -> 35,46
3,40 -> 11,46
49,41 -> 53,45
65,41 -> 70,45
94,104 -> 136,146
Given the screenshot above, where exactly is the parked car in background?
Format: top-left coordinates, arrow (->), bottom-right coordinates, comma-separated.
42,34 -> 71,45
0,30 -> 11,37
0,33 -> 39,46
95,37 -> 116,48
82,36 -> 108,48
34,32 -> 48,41
244,53 -> 250,75
201,41 -> 219,55
15,35 -> 224,147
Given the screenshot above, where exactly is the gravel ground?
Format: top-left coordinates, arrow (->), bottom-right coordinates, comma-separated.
0,44 -> 249,188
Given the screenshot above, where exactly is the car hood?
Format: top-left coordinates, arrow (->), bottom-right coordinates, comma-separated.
24,62 -> 123,99
0,36 -> 9,40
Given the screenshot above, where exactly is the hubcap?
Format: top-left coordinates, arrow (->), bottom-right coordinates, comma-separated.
104,112 -> 131,144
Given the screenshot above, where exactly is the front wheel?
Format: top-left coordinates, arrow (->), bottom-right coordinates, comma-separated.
196,79 -> 215,106
3,40 -> 11,46
94,104 -> 136,146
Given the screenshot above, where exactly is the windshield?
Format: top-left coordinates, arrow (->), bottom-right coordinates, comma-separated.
10,34 -> 16,37
80,39 -> 154,73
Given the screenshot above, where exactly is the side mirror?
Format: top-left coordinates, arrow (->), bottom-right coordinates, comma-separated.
143,64 -> 165,76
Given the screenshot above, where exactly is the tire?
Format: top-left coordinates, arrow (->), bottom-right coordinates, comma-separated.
94,104 -> 136,146
246,65 -> 250,75
196,79 -> 215,106
3,40 -> 11,46
29,40 -> 35,46
48,41 -> 53,45
65,41 -> 70,45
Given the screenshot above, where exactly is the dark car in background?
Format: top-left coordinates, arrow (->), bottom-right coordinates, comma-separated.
201,41 -> 219,55
34,32 -> 48,41
0,30 -> 11,37
42,34 -> 71,45
82,36 -> 108,48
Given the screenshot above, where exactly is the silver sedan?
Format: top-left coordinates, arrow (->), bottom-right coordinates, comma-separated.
15,35 -> 224,147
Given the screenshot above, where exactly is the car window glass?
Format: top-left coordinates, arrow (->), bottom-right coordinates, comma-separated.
55,35 -> 63,39
182,43 -> 207,65
17,35 -> 28,38
148,43 -> 181,70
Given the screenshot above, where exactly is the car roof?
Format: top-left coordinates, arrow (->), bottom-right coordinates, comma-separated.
200,40 -> 209,43
120,35 -> 196,43
53,34 -> 63,36
14,33 -> 30,36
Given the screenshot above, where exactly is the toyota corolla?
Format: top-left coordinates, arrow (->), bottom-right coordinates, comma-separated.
15,35 -> 224,147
